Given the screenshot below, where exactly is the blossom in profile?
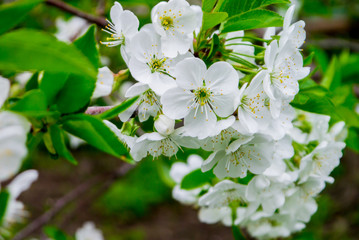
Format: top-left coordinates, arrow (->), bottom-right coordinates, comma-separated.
151,0 -> 200,57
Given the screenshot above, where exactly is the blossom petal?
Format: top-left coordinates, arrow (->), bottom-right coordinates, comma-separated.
175,57 -> 206,89
161,88 -> 193,119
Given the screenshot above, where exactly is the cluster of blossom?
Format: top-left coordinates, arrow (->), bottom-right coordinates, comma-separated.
169,110 -> 346,239
0,76 -> 39,237
99,1 -> 347,239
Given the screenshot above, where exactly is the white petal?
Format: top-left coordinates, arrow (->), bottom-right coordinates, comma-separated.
211,93 -> 236,117
129,57 -> 152,84
283,5 -> 296,30
125,82 -> 149,98
175,58 -> 206,89
183,106 -> 217,139
0,76 -> 10,108
204,62 -> 239,94
8,170 -> 38,199
161,88 -> 193,119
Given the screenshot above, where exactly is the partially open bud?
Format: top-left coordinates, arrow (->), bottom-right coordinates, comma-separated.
154,114 -> 175,136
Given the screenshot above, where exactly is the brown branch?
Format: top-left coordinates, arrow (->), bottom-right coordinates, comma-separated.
12,164 -> 135,240
45,0 -> 107,27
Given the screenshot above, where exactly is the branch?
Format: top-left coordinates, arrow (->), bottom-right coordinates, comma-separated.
45,0 -> 107,27
12,163 -> 135,240
85,106 -> 113,115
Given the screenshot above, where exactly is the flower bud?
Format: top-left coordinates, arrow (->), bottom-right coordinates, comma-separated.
155,114 -> 175,136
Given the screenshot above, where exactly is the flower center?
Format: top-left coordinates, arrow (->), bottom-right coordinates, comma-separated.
148,56 -> 167,73
194,87 -> 212,106
161,16 -> 174,30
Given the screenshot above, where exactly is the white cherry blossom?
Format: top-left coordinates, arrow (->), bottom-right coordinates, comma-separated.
76,222 -> 104,240
162,58 -> 239,139
130,119 -> 199,161
198,180 -> 246,208
279,5 -> 306,50
92,67 -> 114,99
119,82 -> 161,122
129,25 -> 192,95
202,135 -> 273,179
299,141 -> 345,183
234,71 -> 271,134
1,170 -> 38,232
101,1 -> 139,64
170,154 -> 206,205
55,16 -> 89,43
0,76 -> 10,108
0,111 -> 31,182
151,0 -> 200,57
262,40 -> 310,115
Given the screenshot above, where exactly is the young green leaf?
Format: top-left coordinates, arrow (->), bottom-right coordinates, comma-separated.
51,26 -> 100,114
0,29 -> 97,79
62,114 -> 129,159
202,0 -> 217,12
54,74 -> 95,114
49,124 -> 77,165
10,89 -> 48,117
205,33 -> 220,62
43,226 -> 68,240
202,12 -> 228,31
99,96 -> 140,120
222,9 -> 283,33
181,169 -> 215,190
25,72 -> 39,91
0,190 -> 10,225
73,25 -> 100,69
39,72 -> 69,105
231,225 -> 247,240
0,0 -> 44,35
216,0 -> 290,17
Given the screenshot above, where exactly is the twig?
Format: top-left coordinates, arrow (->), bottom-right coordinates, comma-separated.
45,0 -> 107,27
85,106 -> 113,115
12,164 -> 135,240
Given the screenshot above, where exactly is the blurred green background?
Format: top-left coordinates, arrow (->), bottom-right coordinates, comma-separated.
1,0 -> 358,239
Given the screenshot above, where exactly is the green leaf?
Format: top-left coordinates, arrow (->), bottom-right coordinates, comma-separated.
0,0 -> 44,35
303,52 -> 315,66
39,72 -> 69,106
321,56 -> 341,90
217,0 -> 290,17
49,124 -> 77,165
54,74 -> 95,114
202,0 -> 217,12
222,9 -> 283,33
202,12 -> 228,31
73,25 -> 99,69
52,26 -> 100,114
291,88 -> 338,118
346,127 -> 359,153
181,169 -> 215,190
0,29 -> 97,79
99,96 -> 140,120
25,72 -> 39,91
62,114 -> 128,158
232,225 -> 246,240
0,190 -> 10,225
205,33 -> 220,62
43,226 -> 68,240
10,89 -> 48,117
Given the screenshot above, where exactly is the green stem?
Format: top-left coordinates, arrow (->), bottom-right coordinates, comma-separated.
230,52 -> 263,60
233,65 -> 258,74
225,43 -> 266,50
226,36 -> 270,43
